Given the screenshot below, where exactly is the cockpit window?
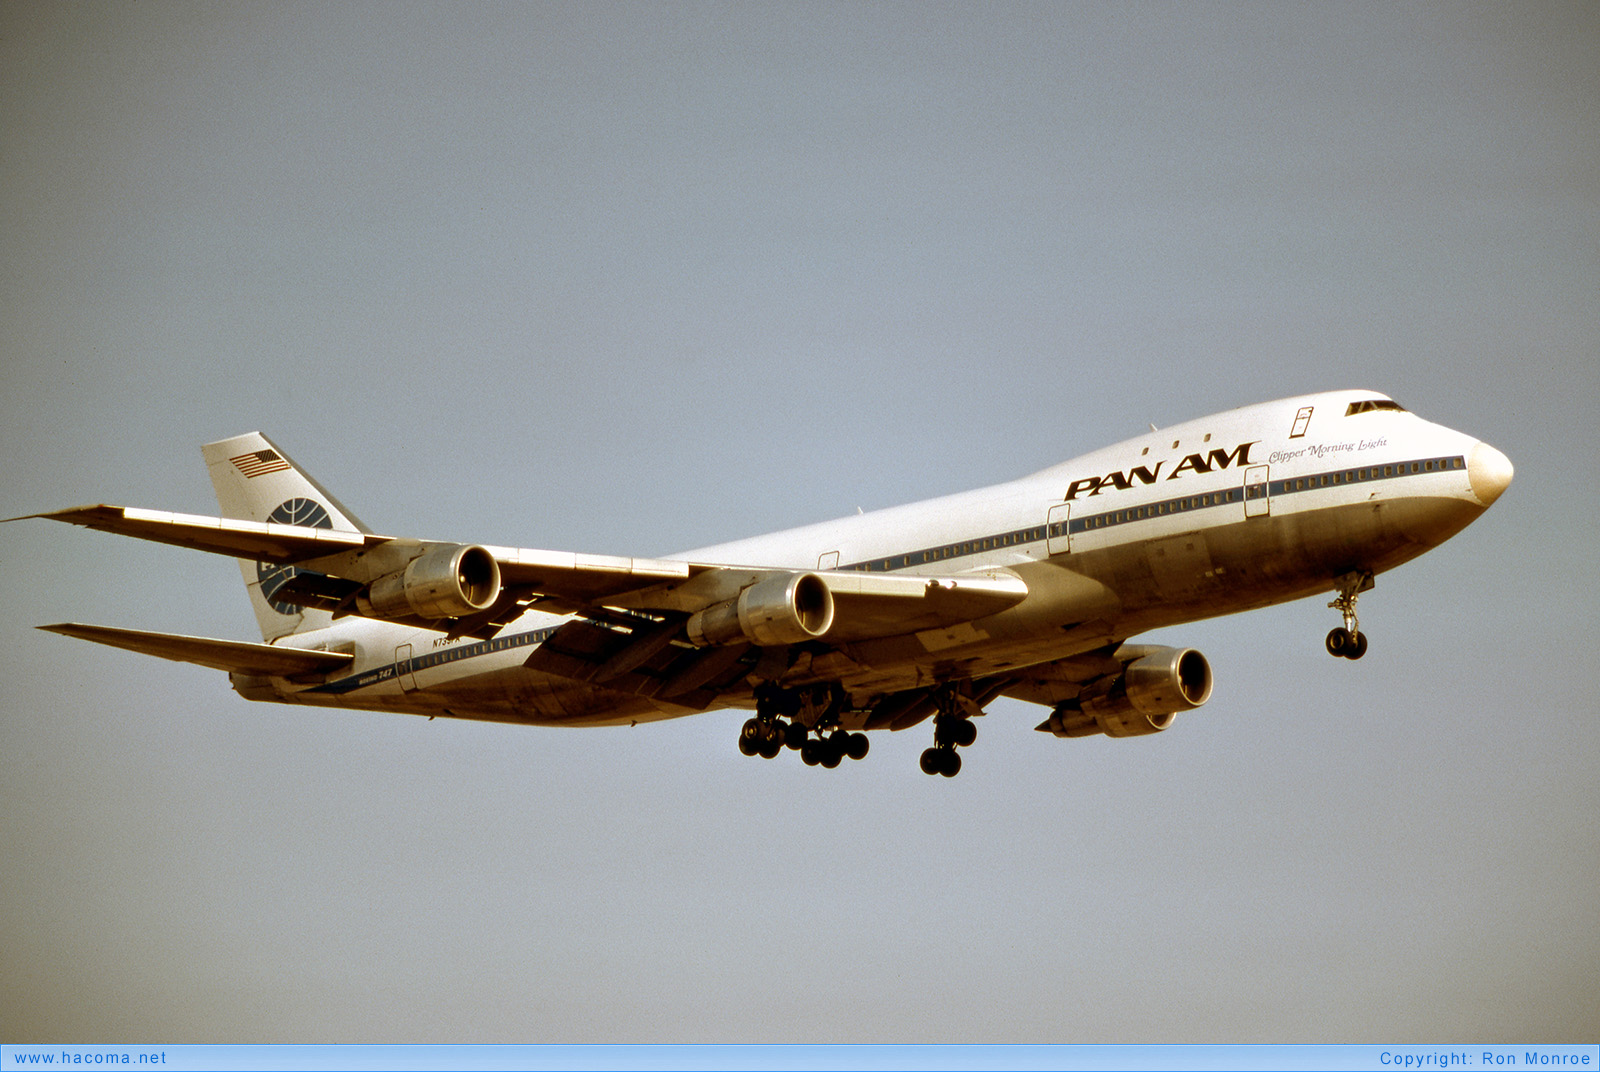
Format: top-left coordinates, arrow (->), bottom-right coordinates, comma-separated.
1345,399 -> 1407,416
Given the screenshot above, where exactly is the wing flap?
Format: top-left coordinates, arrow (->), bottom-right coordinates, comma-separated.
816,570 -> 1028,640
488,546 -> 696,604
39,623 -> 354,677
595,565 -> 1029,639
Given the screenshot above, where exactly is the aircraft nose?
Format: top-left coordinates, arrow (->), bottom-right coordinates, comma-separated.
1468,441 -> 1514,507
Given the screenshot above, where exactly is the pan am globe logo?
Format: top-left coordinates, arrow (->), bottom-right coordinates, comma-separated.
257,498 -> 333,615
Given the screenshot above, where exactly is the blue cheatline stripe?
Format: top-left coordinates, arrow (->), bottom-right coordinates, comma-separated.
306,625 -> 557,695
306,454 -> 1463,694
841,454 -> 1465,572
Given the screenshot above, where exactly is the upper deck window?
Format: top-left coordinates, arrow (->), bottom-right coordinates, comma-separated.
1345,399 -> 1407,416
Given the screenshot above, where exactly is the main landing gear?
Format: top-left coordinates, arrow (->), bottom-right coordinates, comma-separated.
736,685 -> 869,769
920,684 -> 981,778
1325,571 -> 1373,660
737,682 -> 989,776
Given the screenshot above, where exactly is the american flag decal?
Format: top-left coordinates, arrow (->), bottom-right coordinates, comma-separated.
230,449 -> 292,478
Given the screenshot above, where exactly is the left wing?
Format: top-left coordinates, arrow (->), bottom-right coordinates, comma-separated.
17,505 -> 385,562
19,505 -> 1028,644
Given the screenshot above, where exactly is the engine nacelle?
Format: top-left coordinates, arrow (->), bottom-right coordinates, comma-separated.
1042,646 -> 1213,738
685,572 -> 835,647
358,544 -> 502,621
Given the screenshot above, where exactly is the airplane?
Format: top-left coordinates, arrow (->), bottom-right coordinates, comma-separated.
12,389 -> 1512,777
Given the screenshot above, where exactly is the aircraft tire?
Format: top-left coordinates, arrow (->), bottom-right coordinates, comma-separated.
920,748 -> 942,775
940,750 -> 962,778
1346,631 -> 1369,660
845,733 -> 869,761
1326,627 -> 1351,657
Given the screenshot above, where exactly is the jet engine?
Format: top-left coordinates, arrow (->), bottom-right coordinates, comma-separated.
357,544 -> 502,621
1039,646 -> 1213,738
686,572 -> 835,647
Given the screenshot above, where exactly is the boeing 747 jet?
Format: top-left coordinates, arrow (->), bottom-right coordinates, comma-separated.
15,390 -> 1512,776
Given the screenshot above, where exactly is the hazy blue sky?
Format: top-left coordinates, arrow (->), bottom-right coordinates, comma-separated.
2,1 -> 1596,1043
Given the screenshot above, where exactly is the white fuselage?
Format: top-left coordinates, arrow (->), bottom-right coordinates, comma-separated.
243,390 -> 1508,728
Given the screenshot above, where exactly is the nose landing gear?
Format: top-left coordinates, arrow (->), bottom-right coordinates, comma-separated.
1326,571 -> 1373,660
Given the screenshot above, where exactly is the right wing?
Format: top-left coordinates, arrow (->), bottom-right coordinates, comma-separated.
38,623 -> 353,678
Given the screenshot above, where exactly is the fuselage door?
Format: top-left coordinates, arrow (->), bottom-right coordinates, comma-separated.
1047,502 -> 1072,556
1244,465 -> 1271,518
818,550 -> 840,570
396,643 -> 418,692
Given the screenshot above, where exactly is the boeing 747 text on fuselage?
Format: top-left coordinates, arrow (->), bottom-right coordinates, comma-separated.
16,390 -> 1512,776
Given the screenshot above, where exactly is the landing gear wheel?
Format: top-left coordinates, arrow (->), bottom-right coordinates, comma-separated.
920,748 -> 942,776
939,749 -> 962,777
783,721 -> 808,749
1326,626 -> 1369,660
801,740 -> 823,766
845,732 -> 870,761
950,719 -> 977,748
738,735 -> 759,757
1326,571 -> 1374,660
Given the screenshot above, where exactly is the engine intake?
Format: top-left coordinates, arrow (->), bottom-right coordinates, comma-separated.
685,572 -> 835,647
359,544 -> 502,621
1042,646 -> 1213,738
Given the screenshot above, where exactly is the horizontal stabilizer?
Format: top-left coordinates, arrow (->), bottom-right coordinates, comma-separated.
39,623 -> 354,677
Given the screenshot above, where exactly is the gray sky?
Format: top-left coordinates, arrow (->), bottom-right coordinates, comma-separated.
2,1 -> 1596,1044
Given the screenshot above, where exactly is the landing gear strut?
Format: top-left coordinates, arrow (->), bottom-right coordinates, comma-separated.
1325,571 -> 1373,660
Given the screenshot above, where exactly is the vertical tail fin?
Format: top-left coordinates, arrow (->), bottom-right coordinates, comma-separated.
202,433 -> 370,641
